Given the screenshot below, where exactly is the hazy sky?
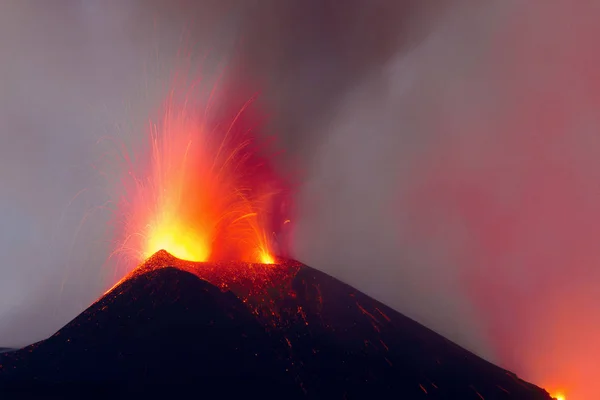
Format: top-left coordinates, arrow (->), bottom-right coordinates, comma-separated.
0,1 -> 598,398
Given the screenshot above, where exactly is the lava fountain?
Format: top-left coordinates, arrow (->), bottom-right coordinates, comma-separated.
111,69 -> 289,276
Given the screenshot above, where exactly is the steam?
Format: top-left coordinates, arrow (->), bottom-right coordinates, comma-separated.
0,1 -> 598,398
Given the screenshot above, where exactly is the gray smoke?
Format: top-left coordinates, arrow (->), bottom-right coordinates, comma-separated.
1,1 -> 598,397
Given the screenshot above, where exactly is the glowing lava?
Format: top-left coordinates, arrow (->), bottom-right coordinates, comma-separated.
552,393 -> 565,400
145,223 -> 209,262
104,250 -> 301,315
259,252 -> 275,265
112,73 -> 289,273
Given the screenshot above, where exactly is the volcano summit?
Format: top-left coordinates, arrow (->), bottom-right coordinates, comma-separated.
0,251 -> 554,399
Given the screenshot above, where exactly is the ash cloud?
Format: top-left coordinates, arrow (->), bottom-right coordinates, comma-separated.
282,1 -> 600,397
1,1 -> 598,397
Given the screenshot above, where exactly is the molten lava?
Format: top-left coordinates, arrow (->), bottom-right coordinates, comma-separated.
112,76 -> 289,273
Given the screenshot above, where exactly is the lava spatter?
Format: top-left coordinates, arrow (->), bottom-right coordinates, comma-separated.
111,70 -> 291,278
104,250 -> 302,319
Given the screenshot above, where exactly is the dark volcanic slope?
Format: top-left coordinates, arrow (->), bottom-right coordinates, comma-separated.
0,253 -> 553,400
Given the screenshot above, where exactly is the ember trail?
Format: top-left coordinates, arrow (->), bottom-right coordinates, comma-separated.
112,74 -> 289,275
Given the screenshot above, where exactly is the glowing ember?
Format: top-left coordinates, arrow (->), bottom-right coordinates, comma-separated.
552,392 -> 565,400
104,250 -> 301,316
112,73 -> 289,273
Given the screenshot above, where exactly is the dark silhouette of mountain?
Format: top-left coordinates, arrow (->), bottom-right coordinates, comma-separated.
0,250 -> 553,399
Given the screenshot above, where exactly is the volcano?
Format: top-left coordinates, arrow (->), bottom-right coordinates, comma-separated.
0,251 -> 554,399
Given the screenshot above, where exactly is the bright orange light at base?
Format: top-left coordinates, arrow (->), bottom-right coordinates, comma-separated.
259,251 -> 275,265
144,223 -> 210,262
552,392 -> 565,400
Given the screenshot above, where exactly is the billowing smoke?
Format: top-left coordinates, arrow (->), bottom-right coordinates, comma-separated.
286,1 -> 600,397
0,1 -> 598,398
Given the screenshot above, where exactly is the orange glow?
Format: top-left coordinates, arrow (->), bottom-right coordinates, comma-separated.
103,250 -> 301,312
112,73 -> 289,273
260,251 -> 275,265
551,392 -> 565,400
144,222 -> 209,262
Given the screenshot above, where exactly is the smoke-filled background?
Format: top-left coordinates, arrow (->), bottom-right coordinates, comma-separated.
1,0 -> 598,397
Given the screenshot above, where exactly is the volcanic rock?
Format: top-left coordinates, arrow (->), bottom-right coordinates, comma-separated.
0,251 -> 554,399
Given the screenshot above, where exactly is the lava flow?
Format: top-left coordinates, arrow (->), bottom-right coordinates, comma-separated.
111,72 -> 290,277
